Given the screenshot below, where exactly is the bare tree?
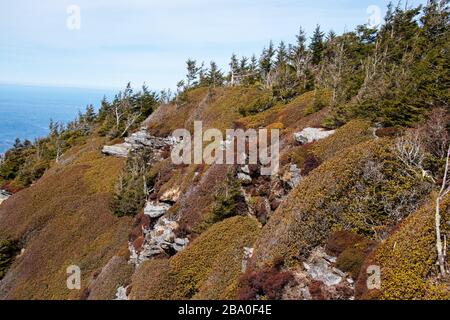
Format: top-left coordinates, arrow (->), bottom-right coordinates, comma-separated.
395,130 -> 434,181
120,112 -> 142,138
436,144 -> 450,277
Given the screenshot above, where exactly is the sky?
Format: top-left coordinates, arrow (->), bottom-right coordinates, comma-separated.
0,0 -> 428,91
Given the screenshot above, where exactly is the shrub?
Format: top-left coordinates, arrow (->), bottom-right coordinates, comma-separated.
336,239 -> 375,279
238,95 -> 274,117
110,149 -> 156,217
375,127 -> 402,138
252,139 -> 432,268
304,90 -> 328,116
169,216 -> 260,300
357,196 -> 450,300
289,145 -> 321,176
325,230 -> 363,256
0,239 -> 19,280
209,171 -> 246,225
312,119 -> 372,162
237,261 -> 294,300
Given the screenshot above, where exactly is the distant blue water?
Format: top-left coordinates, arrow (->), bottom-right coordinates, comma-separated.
0,84 -> 116,153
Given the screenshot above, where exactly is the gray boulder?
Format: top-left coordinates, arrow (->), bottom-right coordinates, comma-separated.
144,201 -> 171,218
101,143 -> 131,158
293,128 -> 335,145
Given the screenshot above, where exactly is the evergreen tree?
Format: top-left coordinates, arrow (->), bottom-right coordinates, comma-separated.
239,56 -> 249,73
186,59 -> 199,87
276,41 -> 288,67
207,61 -> 224,87
229,53 -> 239,75
310,25 -> 325,65
259,41 -> 275,78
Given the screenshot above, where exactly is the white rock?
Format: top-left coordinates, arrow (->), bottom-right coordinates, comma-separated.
102,129 -> 177,159
289,164 -> 301,188
241,165 -> 250,174
174,238 -> 189,246
0,190 -> 11,205
238,173 -> 252,184
303,260 -> 342,286
101,143 -> 131,158
293,127 -> 335,145
143,201 -> 171,218
114,286 -> 129,300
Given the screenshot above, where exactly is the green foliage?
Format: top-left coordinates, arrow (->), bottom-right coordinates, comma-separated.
210,171 -> 244,224
335,238 -> 374,279
238,95 -> 274,117
0,239 -> 19,280
97,83 -> 158,138
110,149 -> 156,217
304,90 -> 328,115
310,25 -> 325,65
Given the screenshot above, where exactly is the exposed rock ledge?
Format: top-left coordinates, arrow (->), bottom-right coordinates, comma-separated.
293,127 -> 335,145
129,216 -> 189,265
144,201 -> 171,219
102,128 -> 177,158
283,247 -> 354,300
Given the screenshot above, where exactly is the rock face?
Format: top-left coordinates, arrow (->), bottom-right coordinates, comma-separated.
144,201 -> 171,219
293,128 -> 335,145
129,216 -> 189,265
102,128 -> 177,158
0,190 -> 11,205
101,143 -> 131,158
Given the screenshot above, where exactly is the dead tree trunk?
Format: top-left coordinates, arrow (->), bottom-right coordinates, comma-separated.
436,145 -> 450,277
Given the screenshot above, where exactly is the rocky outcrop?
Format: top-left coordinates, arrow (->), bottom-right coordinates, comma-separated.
238,172 -> 252,184
293,128 -> 335,145
281,164 -> 301,189
101,143 -> 131,158
143,201 -> 171,219
102,128 -> 177,158
283,247 -> 354,300
129,216 -> 189,265
237,165 -> 252,184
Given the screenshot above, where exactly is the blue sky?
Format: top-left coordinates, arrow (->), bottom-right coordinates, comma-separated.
0,0 -> 427,91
